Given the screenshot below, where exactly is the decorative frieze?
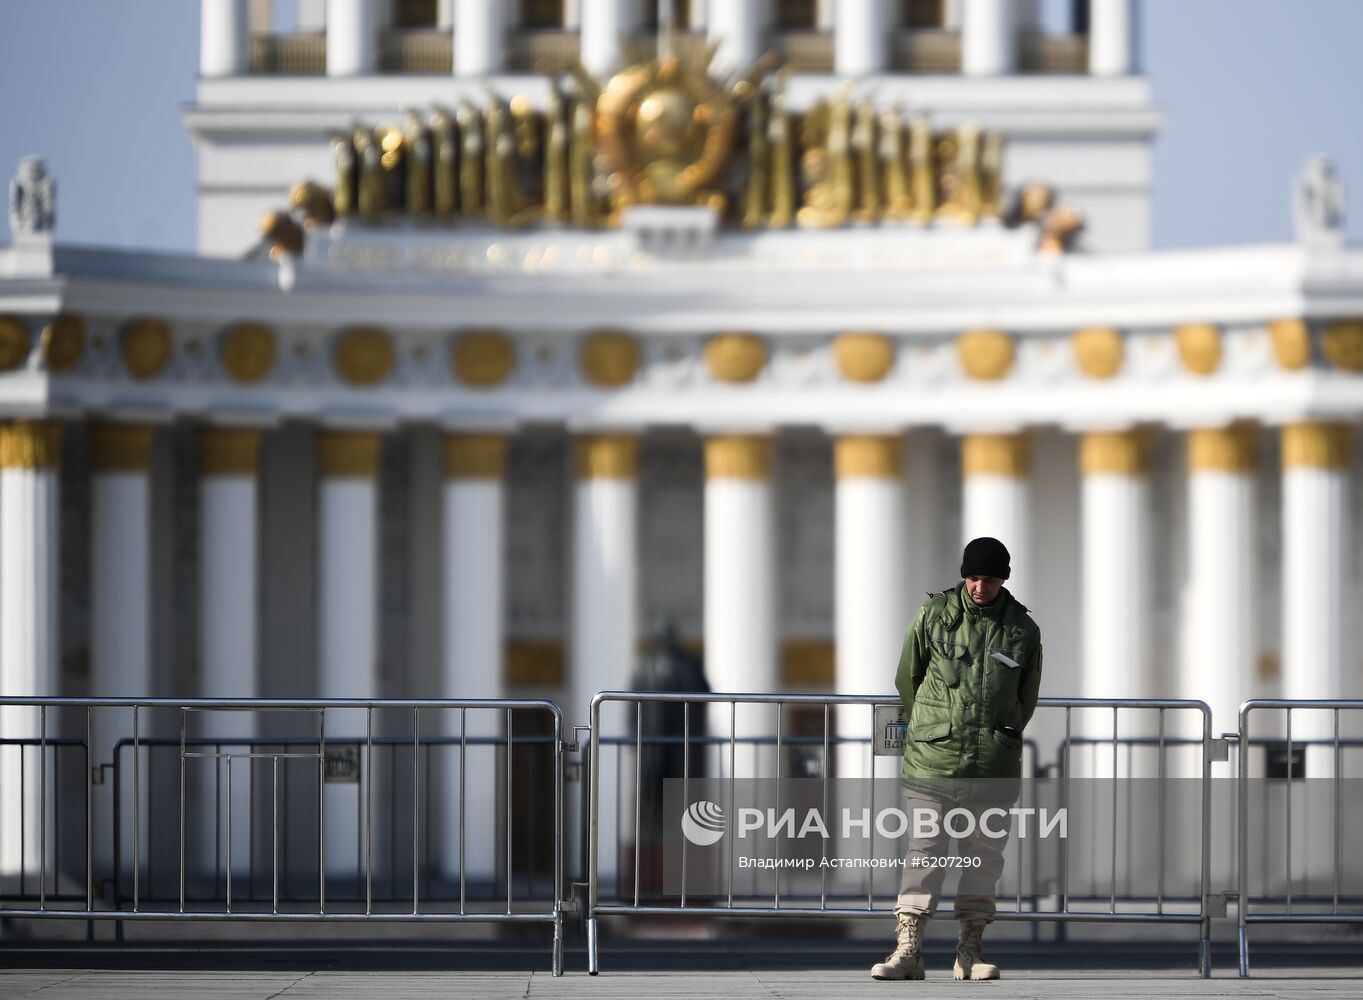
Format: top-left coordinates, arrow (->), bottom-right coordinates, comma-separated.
832,332 -> 894,383
957,329 -> 1014,381
0,315 -> 30,371
41,314 -> 85,374
333,326 -> 393,386
1071,327 -> 1124,379
1174,322 -> 1222,376
704,332 -> 766,384
220,322 -> 277,383
1322,319 -> 1363,372
120,318 -> 172,380
1268,318 -> 1310,371
578,331 -> 640,388
451,329 -> 515,386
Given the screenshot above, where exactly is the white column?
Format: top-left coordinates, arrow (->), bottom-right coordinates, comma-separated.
1183,428 -> 1258,739
195,429 -> 261,881
327,0 -> 377,75
835,0 -> 887,77
564,0 -> 581,30
581,0 -> 634,76
437,0 -> 455,29
455,0 -> 504,76
438,434 -> 505,884
0,423 -> 60,880
816,0 -> 835,32
569,435 -> 638,729
961,433 -> 1031,604
961,0 -> 1015,76
316,430 -> 380,878
834,435 -> 907,783
707,0 -> 763,77
1080,432 -> 1151,704
704,435 -> 777,772
1088,0 -> 1134,76
1281,423 -> 1353,769
201,0 -> 250,77
89,424 -> 153,878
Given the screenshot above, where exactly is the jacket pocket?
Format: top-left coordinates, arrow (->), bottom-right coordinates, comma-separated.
913,720 -> 952,743
930,639 -> 967,687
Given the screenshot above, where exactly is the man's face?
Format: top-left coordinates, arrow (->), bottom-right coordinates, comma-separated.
964,575 -> 1004,606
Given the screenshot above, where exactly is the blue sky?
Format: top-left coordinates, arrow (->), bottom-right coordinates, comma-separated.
2,0 -> 1361,252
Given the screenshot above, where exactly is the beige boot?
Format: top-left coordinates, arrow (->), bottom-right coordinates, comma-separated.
870,912 -> 928,981
953,917 -> 1000,981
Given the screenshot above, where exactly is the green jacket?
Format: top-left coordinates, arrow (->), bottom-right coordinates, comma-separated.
894,583 -> 1043,783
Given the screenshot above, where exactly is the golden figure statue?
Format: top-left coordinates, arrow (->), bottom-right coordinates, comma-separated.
485,98 -> 538,229
908,113 -> 935,224
880,107 -> 912,221
330,135 -> 355,219
937,122 -> 982,224
353,127 -> 384,222
980,131 -> 1003,221
797,86 -> 854,228
767,85 -> 795,229
543,87 -> 570,224
375,122 -> 405,215
457,103 -> 484,217
853,100 -> 881,223
569,97 -> 599,226
742,89 -> 769,229
403,109 -> 432,219
288,181 -> 335,228
429,109 -> 459,218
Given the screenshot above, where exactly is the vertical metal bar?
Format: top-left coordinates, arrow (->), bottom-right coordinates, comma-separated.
552,706 -> 565,977
133,705 -> 140,912
318,708 -> 326,914
727,700 -> 736,909
505,707 -> 513,914
681,701 -> 690,908
1285,708 -> 1292,914
587,700 -> 602,976
86,707 -> 94,912
178,712 -> 186,912
1060,706 -> 1071,915
38,706 -> 47,910
1157,707 -> 1166,914
820,702 -> 829,910
273,753 -> 280,915
1110,706 -> 1117,914
633,701 -> 642,909
775,701 -> 783,910
866,713 -> 876,911
459,707 -> 467,915
366,707 -> 373,916
1198,703 -> 1213,979
1237,704 -> 1251,977
1333,707 -> 1341,916
412,707 -> 420,914
226,755 -> 234,913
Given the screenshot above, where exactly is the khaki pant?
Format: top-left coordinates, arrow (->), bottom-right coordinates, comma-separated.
894,781 -> 1016,919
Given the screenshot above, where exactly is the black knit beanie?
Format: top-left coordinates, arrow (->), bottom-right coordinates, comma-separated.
960,536 -> 1011,580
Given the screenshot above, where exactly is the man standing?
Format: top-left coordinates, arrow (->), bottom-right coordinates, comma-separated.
871,537 -> 1043,982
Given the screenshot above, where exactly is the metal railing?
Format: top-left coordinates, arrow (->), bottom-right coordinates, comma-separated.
1237,699 -> 1363,977
0,697 -> 567,976
585,692 -> 1217,977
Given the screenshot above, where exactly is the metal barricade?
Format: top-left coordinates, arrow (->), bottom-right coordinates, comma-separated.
585,692 -> 1217,977
0,697 -> 567,976
1236,699 -> 1363,977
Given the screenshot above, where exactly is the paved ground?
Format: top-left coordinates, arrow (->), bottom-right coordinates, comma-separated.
1,938 -> 1361,999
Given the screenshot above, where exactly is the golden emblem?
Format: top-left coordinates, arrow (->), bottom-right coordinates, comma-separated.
220,322 -> 277,383
1322,319 -> 1363,372
1174,323 -> 1222,376
0,315 -> 31,371
957,330 -> 1015,381
1267,318 -> 1311,371
579,331 -> 641,388
333,327 -> 394,387
451,329 -> 515,387
594,54 -> 739,210
121,317 -> 173,380
1071,327 -> 1124,379
704,333 -> 767,383
833,332 -> 895,383
41,313 -> 85,374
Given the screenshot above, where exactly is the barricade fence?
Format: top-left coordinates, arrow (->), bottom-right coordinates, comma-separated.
0,697 -> 565,976
3,693 -> 1363,979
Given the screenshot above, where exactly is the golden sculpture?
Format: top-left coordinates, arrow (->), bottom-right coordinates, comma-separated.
457,104 -> 485,217
121,318 -> 173,380
742,90 -> 770,229
430,109 -> 459,218
543,87 -> 570,224
880,108 -> 912,221
938,124 -> 983,224
1267,318 -> 1311,371
333,327 -> 394,387
797,87 -> 854,228
1071,327 -> 1124,379
452,329 -> 515,386
331,134 -> 355,218
41,313 -> 85,374
767,87 -> 795,228
579,331 -> 641,388
258,210 -> 304,259
0,315 -> 30,371
288,181 -> 335,228
1322,318 -> 1363,372
1039,204 -> 1084,254
485,98 -> 538,229
853,101 -> 881,223
833,332 -> 895,383
980,131 -> 1004,221
594,53 -> 739,209
569,97 -> 600,226
704,332 -> 767,383
1175,323 -> 1222,376
354,127 -> 384,222
404,109 -> 432,219
908,114 -> 935,223
957,329 -> 1015,381
220,322 -> 277,383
